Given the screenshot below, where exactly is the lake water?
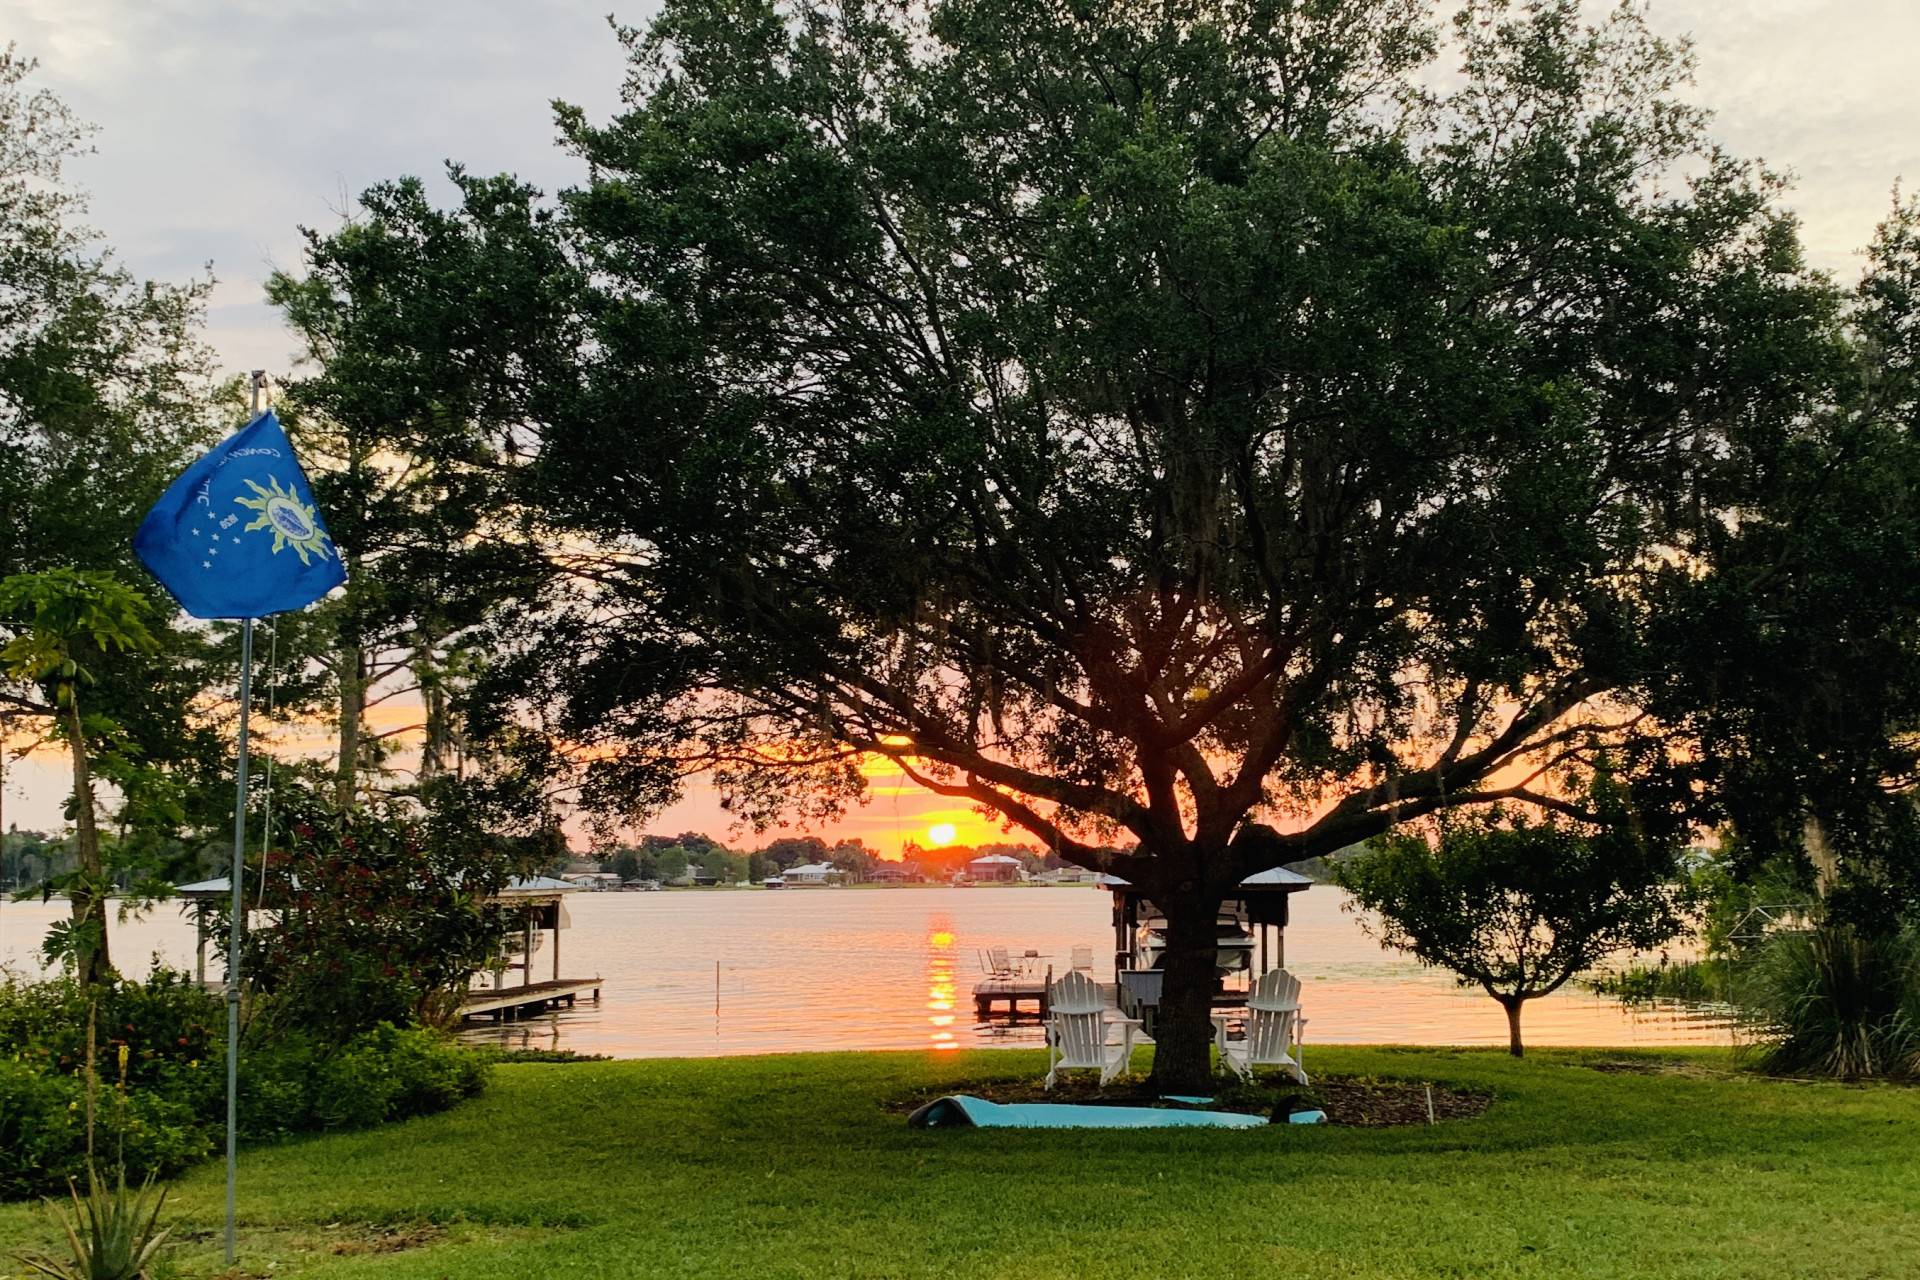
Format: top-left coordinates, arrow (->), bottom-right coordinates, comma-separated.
0,886 -> 1733,1057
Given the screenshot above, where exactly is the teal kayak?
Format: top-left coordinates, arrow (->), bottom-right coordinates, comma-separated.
907,1094 -> 1266,1129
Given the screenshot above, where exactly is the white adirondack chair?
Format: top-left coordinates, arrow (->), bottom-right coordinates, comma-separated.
1213,968 -> 1307,1084
1069,945 -> 1095,973
1044,970 -> 1141,1088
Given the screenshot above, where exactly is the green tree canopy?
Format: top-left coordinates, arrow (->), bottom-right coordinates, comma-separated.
0,49 -> 231,904
1644,194 -> 1920,926
1338,796 -> 1690,1055
467,0 -> 1858,1087
264,172 -> 575,807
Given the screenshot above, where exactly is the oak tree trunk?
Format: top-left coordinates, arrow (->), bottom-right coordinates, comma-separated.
1148,891 -> 1225,1093
1501,995 -> 1525,1057
65,695 -> 111,986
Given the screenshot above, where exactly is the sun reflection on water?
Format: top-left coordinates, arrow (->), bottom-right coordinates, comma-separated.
926,918 -> 959,1051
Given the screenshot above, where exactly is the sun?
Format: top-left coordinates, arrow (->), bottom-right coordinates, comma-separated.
234,476 -> 333,565
926,823 -> 957,848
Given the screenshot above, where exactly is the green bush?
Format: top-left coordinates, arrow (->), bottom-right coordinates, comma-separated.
1589,958 -> 1732,1004
0,975 -> 490,1199
313,1024 -> 488,1130
0,1058 -> 87,1199
0,968 -> 221,1090
1745,922 -> 1920,1079
236,1034 -> 324,1140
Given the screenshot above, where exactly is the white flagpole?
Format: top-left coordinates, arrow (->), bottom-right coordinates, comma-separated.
224,370 -> 266,1265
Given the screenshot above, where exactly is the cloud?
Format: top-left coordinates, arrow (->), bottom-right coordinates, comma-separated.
2,0 -> 638,379
1657,0 -> 1919,273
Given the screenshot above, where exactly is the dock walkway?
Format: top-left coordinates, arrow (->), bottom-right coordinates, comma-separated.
972,977 -> 1128,1025
460,977 -> 602,1021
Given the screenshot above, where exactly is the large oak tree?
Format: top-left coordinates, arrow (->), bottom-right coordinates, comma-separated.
491,0 -> 1848,1086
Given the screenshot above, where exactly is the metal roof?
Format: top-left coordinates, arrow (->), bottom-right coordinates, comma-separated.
171,873 -> 578,898
1096,866 -> 1313,891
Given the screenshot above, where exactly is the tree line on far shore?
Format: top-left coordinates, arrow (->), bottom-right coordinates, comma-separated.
586,832 -> 1068,885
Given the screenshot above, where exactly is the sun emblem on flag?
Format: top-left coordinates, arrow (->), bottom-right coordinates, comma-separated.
234,475 -> 334,564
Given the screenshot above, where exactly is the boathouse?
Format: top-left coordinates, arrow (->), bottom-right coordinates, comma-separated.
172,873 -> 602,1021
1099,867 -> 1312,1028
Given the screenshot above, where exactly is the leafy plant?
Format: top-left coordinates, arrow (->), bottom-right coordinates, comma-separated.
0,569 -> 162,985
0,969 -> 486,1196
1744,922 -> 1920,1079
11,1165 -> 172,1280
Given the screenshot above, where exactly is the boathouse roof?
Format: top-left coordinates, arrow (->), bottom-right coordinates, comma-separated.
171,873 -> 579,900
1096,866 -> 1313,893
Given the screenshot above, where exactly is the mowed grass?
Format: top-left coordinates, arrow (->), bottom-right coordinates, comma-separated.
4,1047 -> 1918,1279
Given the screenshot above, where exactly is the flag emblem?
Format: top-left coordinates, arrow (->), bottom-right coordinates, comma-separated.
133,410 -> 346,619
234,475 -> 332,564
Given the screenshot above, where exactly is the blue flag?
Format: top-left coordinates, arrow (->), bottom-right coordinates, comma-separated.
133,411 -> 346,619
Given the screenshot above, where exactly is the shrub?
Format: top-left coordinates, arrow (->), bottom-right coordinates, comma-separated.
0,969 -> 221,1091
1745,922 -> 1920,1079
313,1024 -> 488,1130
235,1034 -> 324,1141
211,797 -> 526,1041
0,979 -> 489,1199
0,1059 -> 87,1200
1589,959 -> 1732,1004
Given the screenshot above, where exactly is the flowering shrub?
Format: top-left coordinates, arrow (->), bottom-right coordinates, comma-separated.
212,796 -> 525,1040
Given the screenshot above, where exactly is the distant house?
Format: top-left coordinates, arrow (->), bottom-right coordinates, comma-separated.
783,862 -> 843,887
867,862 -> 920,883
561,872 -> 622,891
966,853 -> 1023,883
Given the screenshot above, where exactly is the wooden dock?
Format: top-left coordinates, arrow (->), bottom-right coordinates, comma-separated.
460,977 -> 602,1022
972,978 -> 1137,1024
972,976 -> 1051,1023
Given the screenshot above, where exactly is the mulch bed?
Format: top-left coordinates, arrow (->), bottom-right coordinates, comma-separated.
1582,1058 -> 1663,1075
890,1074 -> 1491,1127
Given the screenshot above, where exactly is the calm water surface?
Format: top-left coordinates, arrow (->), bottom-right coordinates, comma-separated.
0,886 -> 1732,1057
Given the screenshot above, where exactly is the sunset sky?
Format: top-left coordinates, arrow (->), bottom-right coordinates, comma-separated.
4,0 -> 1917,853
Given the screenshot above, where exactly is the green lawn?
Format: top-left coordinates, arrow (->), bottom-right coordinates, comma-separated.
4,1047 -> 1918,1279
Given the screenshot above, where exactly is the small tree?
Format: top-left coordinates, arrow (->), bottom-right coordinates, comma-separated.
1337,802 -> 1688,1056
0,569 -> 159,985
216,791 -> 528,1040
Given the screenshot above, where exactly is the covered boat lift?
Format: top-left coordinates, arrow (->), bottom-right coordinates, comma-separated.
1099,867 -> 1312,1031
171,873 -> 602,1021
